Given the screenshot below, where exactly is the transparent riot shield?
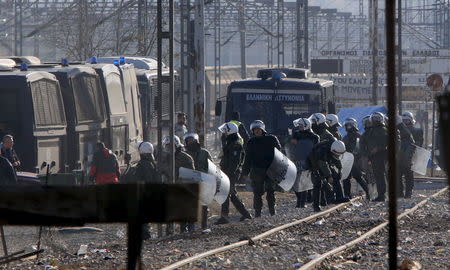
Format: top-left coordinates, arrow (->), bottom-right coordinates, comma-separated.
207,160 -> 231,204
411,146 -> 431,176
179,167 -> 216,205
266,148 -> 297,191
340,152 -> 355,181
293,170 -> 313,192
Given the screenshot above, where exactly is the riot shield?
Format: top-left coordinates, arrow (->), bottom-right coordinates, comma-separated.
293,170 -> 313,192
266,148 -> 297,191
411,146 -> 430,176
207,160 -> 231,204
179,167 -> 216,206
340,152 -> 355,181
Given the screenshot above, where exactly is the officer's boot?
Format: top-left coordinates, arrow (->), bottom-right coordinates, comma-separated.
343,178 -> 352,199
359,179 -> 370,200
267,191 -> 276,216
299,191 -> 307,208
253,193 -> 263,218
295,192 -> 302,208
320,188 -> 327,207
306,190 -> 313,203
312,186 -> 322,212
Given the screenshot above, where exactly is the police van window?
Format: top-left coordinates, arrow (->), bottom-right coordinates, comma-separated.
30,80 -> 65,126
105,73 -> 126,114
0,88 -> 19,134
72,74 -> 105,123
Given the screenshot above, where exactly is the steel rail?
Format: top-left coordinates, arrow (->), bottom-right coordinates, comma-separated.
299,186 -> 449,270
160,196 -> 363,270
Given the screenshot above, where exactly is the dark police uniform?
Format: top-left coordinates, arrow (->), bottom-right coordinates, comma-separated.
364,122 -> 388,201
328,125 -> 342,140
406,125 -> 424,147
307,140 -> 341,211
342,128 -> 369,199
218,133 -> 252,222
242,133 -> 281,217
290,130 -> 319,207
398,123 -> 415,198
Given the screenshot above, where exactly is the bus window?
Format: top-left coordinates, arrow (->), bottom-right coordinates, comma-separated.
105,73 -> 126,115
72,75 -> 105,123
30,80 -> 66,126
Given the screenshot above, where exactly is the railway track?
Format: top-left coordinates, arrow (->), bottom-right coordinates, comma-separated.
158,183 -> 448,270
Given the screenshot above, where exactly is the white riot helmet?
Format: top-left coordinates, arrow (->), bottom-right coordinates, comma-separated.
162,135 -> 183,148
309,113 -> 328,126
293,118 -> 311,130
326,114 -> 342,127
250,120 -> 266,133
402,111 -> 416,125
362,115 -> 372,129
370,112 -> 385,125
138,141 -> 154,154
331,140 -> 346,158
218,122 -> 239,134
183,133 -> 199,143
396,115 -> 403,126
344,118 -> 358,131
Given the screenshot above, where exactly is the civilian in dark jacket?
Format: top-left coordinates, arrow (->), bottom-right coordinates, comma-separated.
1,135 -> 20,171
0,155 -> 17,185
242,120 -> 281,217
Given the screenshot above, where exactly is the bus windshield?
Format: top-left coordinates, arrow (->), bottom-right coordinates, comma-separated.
231,91 -> 321,134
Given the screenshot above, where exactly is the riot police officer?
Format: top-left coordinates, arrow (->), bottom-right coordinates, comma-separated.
216,122 -> 252,224
342,118 -> 370,200
326,114 -> 343,140
184,133 -> 212,173
396,115 -> 416,198
365,112 -> 388,201
288,118 -> 319,208
402,112 -> 424,147
160,135 -> 195,181
135,141 -> 160,183
242,120 -> 281,217
308,140 -> 346,212
310,113 -> 335,142
229,111 -> 250,145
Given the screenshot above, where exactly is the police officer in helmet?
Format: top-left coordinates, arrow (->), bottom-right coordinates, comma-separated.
216,122 -> 252,224
288,118 -> 319,208
396,115 -> 416,198
402,112 -> 424,147
342,118 -> 370,200
308,140 -> 346,212
242,120 -> 281,217
365,112 -> 388,201
326,114 -> 343,140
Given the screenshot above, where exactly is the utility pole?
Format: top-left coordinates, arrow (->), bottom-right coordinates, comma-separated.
304,0 -> 308,68
296,0 -> 303,68
398,0 -> 403,113
214,0 -> 221,102
277,0 -> 284,67
137,0 -> 146,55
180,0 -> 191,120
371,0 -> 379,105
193,0 -> 206,146
359,0 -> 364,49
239,0 -> 246,79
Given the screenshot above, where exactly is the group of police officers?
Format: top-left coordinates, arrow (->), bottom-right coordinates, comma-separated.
107,109 -> 423,234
